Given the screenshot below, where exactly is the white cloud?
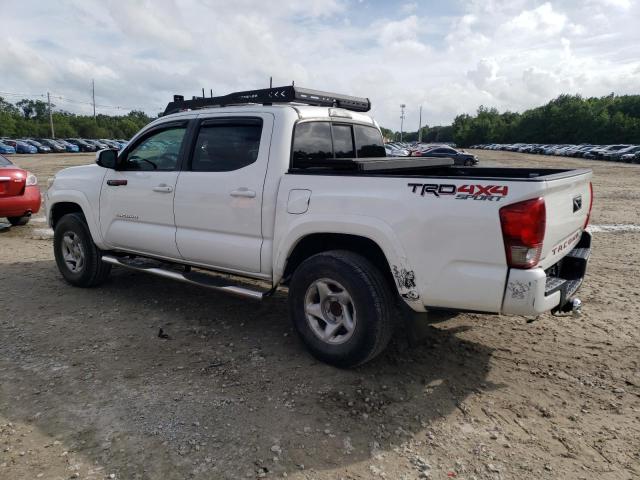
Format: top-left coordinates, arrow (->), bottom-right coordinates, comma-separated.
506,2 -> 568,35
66,59 -> 119,81
596,0 -> 632,8
400,2 -> 418,14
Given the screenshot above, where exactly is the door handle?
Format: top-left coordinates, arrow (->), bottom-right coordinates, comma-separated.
107,179 -> 127,186
152,184 -> 173,193
230,188 -> 256,198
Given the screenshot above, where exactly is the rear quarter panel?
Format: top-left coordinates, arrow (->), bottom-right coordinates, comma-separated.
274,174 -> 552,313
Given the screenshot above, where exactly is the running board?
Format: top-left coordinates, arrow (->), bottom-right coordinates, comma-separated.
101,255 -> 266,300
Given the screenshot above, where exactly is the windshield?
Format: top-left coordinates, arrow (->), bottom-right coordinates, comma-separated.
0,154 -> 12,166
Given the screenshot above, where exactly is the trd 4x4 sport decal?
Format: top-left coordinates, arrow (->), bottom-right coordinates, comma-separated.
408,183 -> 509,201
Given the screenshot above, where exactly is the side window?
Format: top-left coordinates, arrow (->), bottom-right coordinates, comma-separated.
123,127 -> 186,171
192,119 -> 263,172
292,122 -> 332,164
354,125 -> 385,158
332,124 -> 355,158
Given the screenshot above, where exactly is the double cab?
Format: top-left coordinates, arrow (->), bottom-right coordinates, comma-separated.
45,86 -> 593,367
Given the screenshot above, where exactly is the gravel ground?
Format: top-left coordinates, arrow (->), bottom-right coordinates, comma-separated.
0,151 -> 638,480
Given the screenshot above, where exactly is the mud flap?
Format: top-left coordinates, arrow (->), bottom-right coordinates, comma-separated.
400,303 -> 433,347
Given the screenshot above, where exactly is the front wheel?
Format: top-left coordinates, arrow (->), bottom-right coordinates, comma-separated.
288,250 -> 395,368
54,213 -> 111,287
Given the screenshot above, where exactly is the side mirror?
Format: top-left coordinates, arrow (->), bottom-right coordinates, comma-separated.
96,149 -> 118,169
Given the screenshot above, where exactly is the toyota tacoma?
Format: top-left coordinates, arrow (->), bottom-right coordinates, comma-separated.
45,86 -> 593,367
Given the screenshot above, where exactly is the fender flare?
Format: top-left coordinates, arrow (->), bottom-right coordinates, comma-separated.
47,190 -> 107,249
273,214 -> 425,311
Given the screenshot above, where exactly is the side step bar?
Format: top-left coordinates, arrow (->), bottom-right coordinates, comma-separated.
101,255 -> 267,300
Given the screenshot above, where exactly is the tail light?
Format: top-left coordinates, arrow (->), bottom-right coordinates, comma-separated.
499,197 -> 546,269
26,172 -> 38,186
583,182 -> 593,229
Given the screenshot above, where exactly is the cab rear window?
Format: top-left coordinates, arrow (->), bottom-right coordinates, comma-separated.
354,125 -> 385,158
292,122 -> 384,166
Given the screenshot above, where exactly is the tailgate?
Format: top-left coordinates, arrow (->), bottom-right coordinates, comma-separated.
0,168 -> 26,198
540,171 -> 592,268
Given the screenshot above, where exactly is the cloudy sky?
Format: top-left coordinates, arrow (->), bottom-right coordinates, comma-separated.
1,0 -> 638,130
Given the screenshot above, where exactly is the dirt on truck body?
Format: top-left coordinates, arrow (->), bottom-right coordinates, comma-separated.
0,150 -> 639,479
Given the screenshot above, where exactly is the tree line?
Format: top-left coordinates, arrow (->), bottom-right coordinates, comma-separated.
380,125 -> 454,143
0,97 -> 153,139
451,93 -> 640,147
3,93 -> 639,147
384,93 -> 640,147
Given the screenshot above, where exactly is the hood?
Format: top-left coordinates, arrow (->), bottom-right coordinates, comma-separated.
50,163 -> 105,192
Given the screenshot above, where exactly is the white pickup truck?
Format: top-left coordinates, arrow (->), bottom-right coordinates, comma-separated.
45,86 -> 593,367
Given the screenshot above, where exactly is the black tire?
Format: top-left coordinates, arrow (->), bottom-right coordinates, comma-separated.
54,212 -> 111,287
7,216 -> 30,226
288,250 -> 395,368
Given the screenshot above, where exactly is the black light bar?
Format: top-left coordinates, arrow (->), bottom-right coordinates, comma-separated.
163,86 -> 371,116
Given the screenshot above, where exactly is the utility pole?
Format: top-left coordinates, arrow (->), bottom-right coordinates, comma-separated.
92,79 -> 96,121
400,104 -> 406,142
47,92 -> 55,139
417,105 -> 423,143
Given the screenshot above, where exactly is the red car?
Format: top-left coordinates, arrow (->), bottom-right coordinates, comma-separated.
0,153 -> 41,225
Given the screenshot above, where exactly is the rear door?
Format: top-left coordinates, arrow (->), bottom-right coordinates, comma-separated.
173,113 -> 273,273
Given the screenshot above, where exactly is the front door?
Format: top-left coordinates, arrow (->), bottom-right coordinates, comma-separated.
99,123 -> 188,259
174,114 -> 273,273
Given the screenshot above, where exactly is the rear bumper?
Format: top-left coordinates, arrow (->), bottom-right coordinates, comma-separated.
0,186 -> 42,217
501,231 -> 591,316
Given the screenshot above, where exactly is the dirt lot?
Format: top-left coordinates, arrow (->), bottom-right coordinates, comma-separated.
1,151 -> 638,480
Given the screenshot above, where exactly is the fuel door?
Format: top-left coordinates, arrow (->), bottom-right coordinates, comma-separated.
287,189 -> 311,214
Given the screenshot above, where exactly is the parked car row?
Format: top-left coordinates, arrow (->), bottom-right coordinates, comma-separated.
0,137 -> 129,154
385,142 -> 478,166
472,143 -> 640,163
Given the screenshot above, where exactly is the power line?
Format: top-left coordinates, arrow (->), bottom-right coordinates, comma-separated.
0,91 -> 46,98
0,90 -> 158,112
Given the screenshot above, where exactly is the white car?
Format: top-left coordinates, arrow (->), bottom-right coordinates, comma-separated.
45,86 -> 594,367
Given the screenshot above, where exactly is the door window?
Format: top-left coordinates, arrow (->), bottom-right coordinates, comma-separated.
122,127 -> 186,171
191,120 -> 263,172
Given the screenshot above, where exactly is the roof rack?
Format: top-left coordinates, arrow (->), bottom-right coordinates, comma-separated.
163,86 -> 371,116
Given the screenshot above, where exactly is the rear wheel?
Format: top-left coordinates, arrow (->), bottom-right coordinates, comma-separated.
54,213 -> 111,287
288,250 -> 395,368
7,216 -> 30,226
